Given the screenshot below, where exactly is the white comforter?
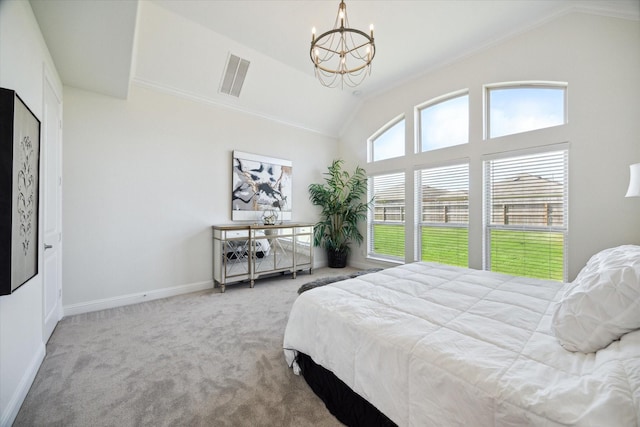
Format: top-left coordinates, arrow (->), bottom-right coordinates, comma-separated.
283,262 -> 640,426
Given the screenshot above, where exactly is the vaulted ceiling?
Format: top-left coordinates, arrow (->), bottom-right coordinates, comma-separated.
29,0 -> 639,137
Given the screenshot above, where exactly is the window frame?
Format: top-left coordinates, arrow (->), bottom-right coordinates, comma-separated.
415,89 -> 469,153
363,81 -> 570,272
368,114 -> 405,163
367,171 -> 406,262
484,81 -> 568,140
414,161 -> 470,267
482,146 -> 569,281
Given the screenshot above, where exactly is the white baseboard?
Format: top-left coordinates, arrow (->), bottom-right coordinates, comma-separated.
0,343 -> 46,427
63,280 -> 214,317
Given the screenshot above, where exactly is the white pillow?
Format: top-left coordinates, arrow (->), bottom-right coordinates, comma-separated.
551,245 -> 640,353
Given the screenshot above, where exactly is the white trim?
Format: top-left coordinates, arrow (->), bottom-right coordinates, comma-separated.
415,90 -> 470,154
482,148 -> 569,282
126,0 -> 143,98
362,5 -> 638,103
62,280 -> 214,317
349,258 -> 398,271
367,113 -> 405,163
414,88 -> 470,112
131,77 -> 337,138
483,82 -> 568,140
570,4 -> 640,21
41,63 -> 64,342
480,141 -> 570,162
413,157 -> 471,173
0,343 -> 46,427
368,113 -> 405,142
233,150 -> 291,169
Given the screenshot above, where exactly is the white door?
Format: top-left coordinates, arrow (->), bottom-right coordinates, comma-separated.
42,72 -> 63,342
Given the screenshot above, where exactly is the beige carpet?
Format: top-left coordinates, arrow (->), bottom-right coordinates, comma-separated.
14,268 -> 358,426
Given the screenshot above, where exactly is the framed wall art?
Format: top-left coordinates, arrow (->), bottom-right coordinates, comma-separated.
232,150 -> 292,222
0,88 -> 41,296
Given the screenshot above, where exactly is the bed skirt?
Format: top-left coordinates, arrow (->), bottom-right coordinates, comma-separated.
297,352 -> 397,427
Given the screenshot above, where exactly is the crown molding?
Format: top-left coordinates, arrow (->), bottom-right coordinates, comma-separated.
130,77 -> 339,139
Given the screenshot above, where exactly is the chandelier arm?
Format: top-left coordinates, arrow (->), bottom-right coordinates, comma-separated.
312,28 -> 373,49
312,49 -> 375,74
310,29 -> 343,62
311,35 -> 375,71
344,41 -> 375,57
344,29 -> 376,59
313,44 -> 342,55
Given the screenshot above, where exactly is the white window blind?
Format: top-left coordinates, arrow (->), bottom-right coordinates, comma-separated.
484,149 -> 568,281
368,172 -> 405,260
415,163 -> 469,266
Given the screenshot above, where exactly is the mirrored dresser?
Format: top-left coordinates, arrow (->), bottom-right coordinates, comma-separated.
212,223 -> 314,292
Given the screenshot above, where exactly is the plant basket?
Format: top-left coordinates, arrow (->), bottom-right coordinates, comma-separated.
327,249 -> 348,268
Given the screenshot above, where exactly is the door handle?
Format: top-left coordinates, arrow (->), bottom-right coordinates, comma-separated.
44,244 -> 53,250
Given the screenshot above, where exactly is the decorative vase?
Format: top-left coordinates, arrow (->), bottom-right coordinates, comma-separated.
262,209 -> 278,225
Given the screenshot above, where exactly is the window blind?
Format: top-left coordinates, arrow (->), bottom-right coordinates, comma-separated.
484,149 -> 568,281
368,172 -> 405,260
415,163 -> 469,266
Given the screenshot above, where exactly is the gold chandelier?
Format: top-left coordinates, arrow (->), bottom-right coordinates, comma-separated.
310,1 -> 376,88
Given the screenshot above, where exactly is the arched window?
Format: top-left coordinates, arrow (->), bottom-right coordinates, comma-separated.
364,81 -> 569,280
486,83 -> 567,139
417,92 -> 468,152
369,116 -> 405,162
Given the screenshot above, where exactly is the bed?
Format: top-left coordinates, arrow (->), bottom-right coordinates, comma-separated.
283,245 -> 640,426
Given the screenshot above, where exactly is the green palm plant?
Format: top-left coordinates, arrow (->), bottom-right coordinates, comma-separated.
308,159 -> 371,268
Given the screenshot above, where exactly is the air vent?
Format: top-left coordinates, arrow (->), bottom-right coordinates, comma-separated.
220,54 -> 250,97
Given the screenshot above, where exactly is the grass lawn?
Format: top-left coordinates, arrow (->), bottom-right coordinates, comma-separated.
421,227 -> 468,268
373,225 -> 564,281
489,229 -> 564,281
372,224 -> 405,258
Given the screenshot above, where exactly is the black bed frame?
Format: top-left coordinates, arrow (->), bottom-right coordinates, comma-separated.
297,352 -> 397,427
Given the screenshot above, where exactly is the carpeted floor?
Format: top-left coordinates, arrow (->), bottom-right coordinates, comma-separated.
14,268 -> 359,427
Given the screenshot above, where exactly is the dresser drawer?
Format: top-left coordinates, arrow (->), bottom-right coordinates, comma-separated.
224,229 -> 249,239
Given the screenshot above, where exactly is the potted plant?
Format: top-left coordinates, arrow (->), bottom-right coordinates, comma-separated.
308,159 -> 371,268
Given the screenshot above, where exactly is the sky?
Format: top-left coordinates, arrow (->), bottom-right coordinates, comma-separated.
370,86 -> 566,161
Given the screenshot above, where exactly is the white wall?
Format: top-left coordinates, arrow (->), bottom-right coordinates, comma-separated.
341,12 -> 640,280
0,1 -> 62,425
62,83 -> 338,311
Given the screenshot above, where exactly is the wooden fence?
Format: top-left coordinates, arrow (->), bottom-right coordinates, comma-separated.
374,202 -> 563,226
